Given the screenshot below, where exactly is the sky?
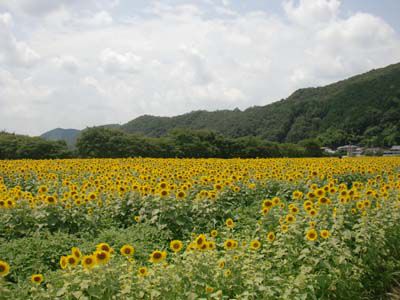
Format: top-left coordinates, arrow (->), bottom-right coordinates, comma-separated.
0,0 -> 400,136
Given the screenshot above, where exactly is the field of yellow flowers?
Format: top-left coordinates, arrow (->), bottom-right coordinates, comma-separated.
1,157 -> 400,299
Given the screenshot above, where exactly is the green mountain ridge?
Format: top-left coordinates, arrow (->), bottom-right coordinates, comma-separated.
40,128 -> 80,148
42,62 -> 400,147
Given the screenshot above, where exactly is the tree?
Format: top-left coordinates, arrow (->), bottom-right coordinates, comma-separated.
299,139 -> 323,157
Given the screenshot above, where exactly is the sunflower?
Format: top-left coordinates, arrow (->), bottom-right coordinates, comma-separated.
149,250 -> 167,263
250,240 -> 261,250
31,274 -> 44,285
210,229 -> 218,238
224,269 -> 232,277
207,241 -> 217,250
170,240 -> 183,253
46,195 -> 57,205
272,197 -> 281,205
87,192 -> 97,201
202,285 -> 213,294
160,189 -> 169,197
195,234 -> 206,249
225,218 -> 235,229
308,209 -> 318,217
292,190 -> 303,200
306,229 -> 318,241
94,250 -> 110,265
0,260 -> 10,277
186,242 -> 197,252
285,214 -> 296,224
356,201 -> 364,210
176,191 -> 186,199
96,243 -> 112,253
318,197 -> 330,205
224,239 -> 237,250
363,199 -> 371,208
138,266 -> 148,277
214,183 -> 223,190
262,199 -> 273,209
218,260 -> 225,269
120,244 -> 135,257
71,247 -> 82,261
59,256 -> 68,269
320,229 -> 330,239
66,255 -> 79,267
316,188 -> 325,197
38,185 -> 48,193
267,232 -> 275,242
262,207 -> 269,215
81,255 -> 96,269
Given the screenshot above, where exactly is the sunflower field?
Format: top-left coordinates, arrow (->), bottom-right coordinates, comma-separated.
1,157 -> 400,299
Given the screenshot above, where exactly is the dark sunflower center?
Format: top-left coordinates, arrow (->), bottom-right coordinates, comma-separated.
34,276 -> 41,282
0,265 -> 5,272
153,252 -> 162,259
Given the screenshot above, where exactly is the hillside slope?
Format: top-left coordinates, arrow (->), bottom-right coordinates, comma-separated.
40,128 -> 80,148
42,62 -> 400,147
121,62 -> 400,146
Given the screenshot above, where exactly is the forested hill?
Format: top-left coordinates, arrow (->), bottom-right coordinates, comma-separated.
40,128 -> 80,148
42,62 -> 400,148
121,62 -> 400,147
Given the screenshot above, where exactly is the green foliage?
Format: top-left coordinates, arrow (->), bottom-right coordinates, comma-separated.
76,127 -> 318,158
0,132 -> 71,159
120,63 -> 400,147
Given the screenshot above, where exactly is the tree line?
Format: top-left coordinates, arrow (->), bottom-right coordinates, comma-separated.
0,128 -> 324,159
0,132 -> 71,159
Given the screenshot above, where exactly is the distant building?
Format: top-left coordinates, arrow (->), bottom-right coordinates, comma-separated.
321,147 -> 335,154
364,147 -> 384,156
336,145 -> 363,157
383,145 -> 400,156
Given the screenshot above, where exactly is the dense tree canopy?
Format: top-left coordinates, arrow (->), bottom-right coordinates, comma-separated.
0,132 -> 71,159
75,127 -> 322,159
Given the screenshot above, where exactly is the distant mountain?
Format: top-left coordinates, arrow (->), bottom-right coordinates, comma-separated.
121,62 -> 400,147
40,128 -> 80,148
42,62 -> 400,148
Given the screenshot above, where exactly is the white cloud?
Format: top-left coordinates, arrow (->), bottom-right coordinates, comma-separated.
0,0 -> 400,135
99,48 -> 142,74
221,0 -> 230,7
0,12 -> 13,26
2,0 -> 119,17
81,76 -> 106,95
52,55 -> 80,73
81,10 -> 113,27
284,0 -> 340,26
0,12 -> 40,67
